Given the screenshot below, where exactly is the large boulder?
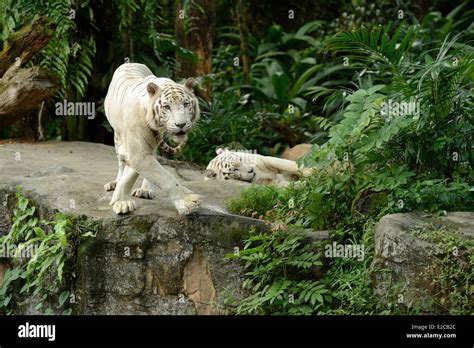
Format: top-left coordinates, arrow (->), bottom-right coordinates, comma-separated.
371,212 -> 474,313
0,141 -> 266,314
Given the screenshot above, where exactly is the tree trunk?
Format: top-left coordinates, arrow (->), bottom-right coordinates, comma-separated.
0,16 -> 56,76
175,0 -> 215,101
0,66 -> 57,129
0,16 -> 57,130
238,0 -> 250,84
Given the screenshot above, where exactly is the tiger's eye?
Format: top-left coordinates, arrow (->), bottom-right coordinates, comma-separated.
183,102 -> 190,107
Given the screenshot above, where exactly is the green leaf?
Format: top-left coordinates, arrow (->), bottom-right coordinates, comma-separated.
272,72 -> 291,102
3,294 -> 12,307
289,64 -> 322,98
18,196 -> 28,211
367,85 -> 385,94
59,291 -> 70,307
33,227 -> 46,238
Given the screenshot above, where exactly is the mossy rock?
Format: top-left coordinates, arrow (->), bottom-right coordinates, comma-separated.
351,189 -> 389,217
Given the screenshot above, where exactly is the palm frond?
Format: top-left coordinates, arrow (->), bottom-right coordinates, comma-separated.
324,24 -> 416,69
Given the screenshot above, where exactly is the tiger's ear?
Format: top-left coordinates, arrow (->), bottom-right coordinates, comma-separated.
204,169 -> 217,179
183,78 -> 196,90
147,82 -> 159,97
216,147 -> 226,155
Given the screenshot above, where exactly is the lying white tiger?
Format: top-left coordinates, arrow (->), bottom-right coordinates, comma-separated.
104,62 -> 201,215
204,147 -> 311,187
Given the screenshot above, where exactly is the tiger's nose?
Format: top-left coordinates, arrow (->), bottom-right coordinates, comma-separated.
175,122 -> 186,129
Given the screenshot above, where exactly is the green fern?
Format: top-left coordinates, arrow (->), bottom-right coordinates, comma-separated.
230,228 -> 331,315
0,0 -> 96,100
324,24 -> 416,68
67,37 -> 96,99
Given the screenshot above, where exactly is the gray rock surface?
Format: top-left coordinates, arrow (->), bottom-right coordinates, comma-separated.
371,212 -> 474,312
0,141 -> 266,314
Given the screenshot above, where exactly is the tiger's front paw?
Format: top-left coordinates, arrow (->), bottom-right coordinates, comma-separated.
112,200 -> 135,214
173,194 -> 202,215
132,188 -> 155,199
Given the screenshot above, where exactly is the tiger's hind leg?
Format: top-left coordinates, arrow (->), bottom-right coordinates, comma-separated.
104,134 -> 125,191
132,178 -> 156,199
104,154 -> 125,191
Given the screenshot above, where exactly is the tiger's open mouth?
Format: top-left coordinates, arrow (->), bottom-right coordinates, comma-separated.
175,131 -> 186,137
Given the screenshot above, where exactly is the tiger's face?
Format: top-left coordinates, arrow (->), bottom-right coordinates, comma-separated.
205,149 -> 256,182
146,79 -> 199,139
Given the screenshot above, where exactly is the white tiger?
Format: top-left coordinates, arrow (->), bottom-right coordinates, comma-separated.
204,147 -> 312,187
104,63 -> 201,215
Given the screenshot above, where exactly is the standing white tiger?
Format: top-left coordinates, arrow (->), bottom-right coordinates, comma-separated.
104,63 -> 201,215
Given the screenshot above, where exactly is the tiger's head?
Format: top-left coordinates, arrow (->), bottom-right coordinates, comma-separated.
145,78 -> 200,140
204,148 -> 256,182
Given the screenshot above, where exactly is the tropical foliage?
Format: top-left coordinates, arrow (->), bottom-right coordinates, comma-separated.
0,0 -> 472,316
0,191 -> 96,315
227,2 -> 474,315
